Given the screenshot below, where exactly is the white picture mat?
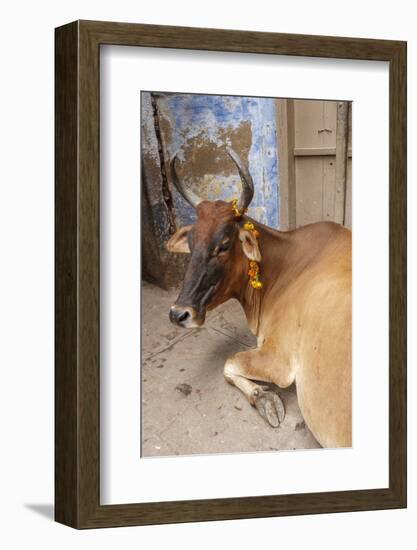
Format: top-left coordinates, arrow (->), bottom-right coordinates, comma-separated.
100,45 -> 389,505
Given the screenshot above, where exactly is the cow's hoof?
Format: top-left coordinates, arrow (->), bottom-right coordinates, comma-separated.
253,388 -> 285,428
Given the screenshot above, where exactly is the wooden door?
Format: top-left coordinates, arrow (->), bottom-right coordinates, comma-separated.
277,99 -> 352,230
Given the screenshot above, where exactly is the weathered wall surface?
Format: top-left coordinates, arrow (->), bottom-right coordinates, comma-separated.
155,93 -> 280,227
141,92 -> 188,288
141,92 -> 281,288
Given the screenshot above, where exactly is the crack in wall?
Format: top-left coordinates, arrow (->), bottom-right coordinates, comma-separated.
150,93 -> 177,235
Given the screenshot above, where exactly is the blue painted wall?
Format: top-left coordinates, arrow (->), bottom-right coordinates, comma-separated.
156,93 -> 280,229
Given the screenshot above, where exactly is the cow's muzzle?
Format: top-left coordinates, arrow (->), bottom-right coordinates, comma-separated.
169,305 -> 204,328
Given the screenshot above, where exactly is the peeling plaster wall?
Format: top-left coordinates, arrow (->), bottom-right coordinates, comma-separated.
156,93 -> 280,228
141,92 -> 190,288
141,91 -> 280,288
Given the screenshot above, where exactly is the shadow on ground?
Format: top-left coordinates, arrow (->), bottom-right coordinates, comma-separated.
24,504 -> 54,521
142,281 -> 320,457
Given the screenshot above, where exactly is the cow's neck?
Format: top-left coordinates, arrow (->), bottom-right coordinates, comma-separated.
237,220 -> 291,336
240,282 -> 263,335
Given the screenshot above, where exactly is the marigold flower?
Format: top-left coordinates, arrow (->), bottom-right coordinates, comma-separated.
230,200 -> 263,289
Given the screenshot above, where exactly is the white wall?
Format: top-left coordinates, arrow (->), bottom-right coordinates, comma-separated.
0,1 -> 415,548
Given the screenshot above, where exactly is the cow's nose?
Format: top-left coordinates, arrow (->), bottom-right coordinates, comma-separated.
169,305 -> 193,327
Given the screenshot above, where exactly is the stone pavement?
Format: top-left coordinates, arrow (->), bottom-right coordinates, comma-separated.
141,281 -> 320,457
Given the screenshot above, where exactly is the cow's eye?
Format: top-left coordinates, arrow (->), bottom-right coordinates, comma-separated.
218,240 -> 231,253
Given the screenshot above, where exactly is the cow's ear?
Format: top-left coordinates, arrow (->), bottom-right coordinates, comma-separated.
166,225 -> 192,254
239,228 -> 261,262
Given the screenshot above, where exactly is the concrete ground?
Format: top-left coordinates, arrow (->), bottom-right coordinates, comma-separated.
142,281 -> 320,457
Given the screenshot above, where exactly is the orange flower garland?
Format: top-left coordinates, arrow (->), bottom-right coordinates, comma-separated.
231,198 -> 263,290
243,221 -> 262,288
231,198 -> 247,218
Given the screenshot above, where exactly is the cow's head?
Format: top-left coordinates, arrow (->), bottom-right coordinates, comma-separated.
167,148 -> 260,328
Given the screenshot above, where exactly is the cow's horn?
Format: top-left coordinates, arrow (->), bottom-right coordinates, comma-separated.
170,154 -> 202,209
226,146 -> 254,212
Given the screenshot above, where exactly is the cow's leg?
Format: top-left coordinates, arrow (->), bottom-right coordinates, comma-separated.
224,348 -> 288,427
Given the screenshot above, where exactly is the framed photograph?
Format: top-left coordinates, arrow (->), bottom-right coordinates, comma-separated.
55,20 -> 406,528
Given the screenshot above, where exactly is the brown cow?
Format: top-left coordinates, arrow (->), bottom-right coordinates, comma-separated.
167,148 -> 351,448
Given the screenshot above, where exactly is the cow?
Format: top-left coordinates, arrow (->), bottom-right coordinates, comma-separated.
166,147 -> 351,448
